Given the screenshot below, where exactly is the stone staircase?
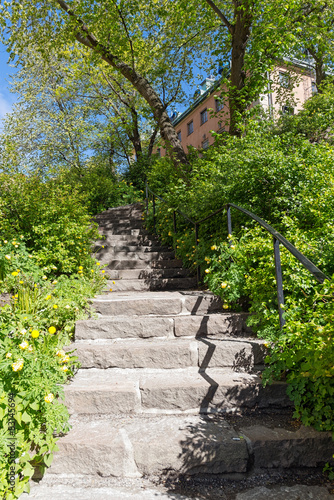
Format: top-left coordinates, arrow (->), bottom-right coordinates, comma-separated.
31,203 -> 333,496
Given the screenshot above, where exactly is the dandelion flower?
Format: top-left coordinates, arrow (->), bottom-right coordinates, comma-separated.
48,326 -> 56,334
53,305 -> 58,309
78,266 -> 83,270
19,280 -> 24,284
96,262 -> 101,266
19,341 -> 29,350
44,393 -> 54,403
11,271 -> 19,276
45,295 -> 52,300
31,330 -> 39,339
211,245 -> 217,250
112,281 -> 115,284
109,288 -> 113,292
12,359 -> 24,372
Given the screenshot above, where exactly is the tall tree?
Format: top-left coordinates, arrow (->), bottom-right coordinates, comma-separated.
0,0 -> 215,170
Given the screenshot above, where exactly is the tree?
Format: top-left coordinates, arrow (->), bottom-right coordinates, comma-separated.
0,0 -> 215,170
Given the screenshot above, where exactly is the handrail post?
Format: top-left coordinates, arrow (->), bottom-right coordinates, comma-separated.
153,195 -> 156,233
227,205 -> 232,244
145,181 -> 149,215
273,237 -> 286,329
195,223 -> 200,285
173,211 -> 177,233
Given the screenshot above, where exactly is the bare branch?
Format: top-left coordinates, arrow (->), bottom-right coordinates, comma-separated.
204,0 -> 233,34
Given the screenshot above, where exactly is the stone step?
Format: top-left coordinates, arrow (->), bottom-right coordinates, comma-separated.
106,277 -> 197,292
91,291 -> 222,316
106,268 -> 192,279
39,414 -> 334,478
96,251 -> 175,263
104,258 -> 183,270
64,367 -> 291,415
75,313 -> 250,340
96,235 -> 160,246
97,245 -> 171,253
71,337 -> 266,370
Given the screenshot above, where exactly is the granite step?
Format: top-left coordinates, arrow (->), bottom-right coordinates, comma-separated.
96,251 -> 175,262
75,313 -> 250,340
91,291 -> 222,316
105,268 -> 192,279
106,277 -> 197,292
40,414 -> 334,478
70,337 -> 266,370
64,367 -> 291,415
104,258 -> 183,270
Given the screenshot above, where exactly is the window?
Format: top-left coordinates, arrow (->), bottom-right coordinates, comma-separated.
215,98 -> 223,112
279,72 -> 290,88
282,105 -> 294,115
200,108 -> 208,125
157,148 -> 161,157
218,121 -> 225,134
312,81 -> 317,94
177,130 -> 181,142
187,121 -> 194,135
202,138 -> 209,150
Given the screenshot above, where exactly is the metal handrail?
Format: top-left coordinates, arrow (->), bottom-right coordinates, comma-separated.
145,182 -> 329,329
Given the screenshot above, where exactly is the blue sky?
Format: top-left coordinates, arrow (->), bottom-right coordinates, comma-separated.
0,41 -> 16,125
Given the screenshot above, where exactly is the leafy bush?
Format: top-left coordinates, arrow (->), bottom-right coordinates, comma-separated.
0,174 -> 100,275
144,107 -> 334,433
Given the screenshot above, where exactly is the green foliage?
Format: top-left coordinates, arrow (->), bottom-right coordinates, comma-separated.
145,108 -> 334,433
0,173 -> 99,274
0,266 -> 106,498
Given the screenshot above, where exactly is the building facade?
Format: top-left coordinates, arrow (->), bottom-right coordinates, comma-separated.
156,59 -> 316,157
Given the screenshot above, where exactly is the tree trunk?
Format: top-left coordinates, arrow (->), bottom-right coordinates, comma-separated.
56,0 -> 189,171
228,1 -> 253,137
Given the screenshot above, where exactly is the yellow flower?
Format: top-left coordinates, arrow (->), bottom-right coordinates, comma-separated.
42,275 -> 47,280
19,280 -> 24,284
19,341 -> 29,350
44,393 -> 54,403
96,262 -> 100,266
109,288 -> 113,292
31,330 -> 39,339
91,270 -> 94,273
244,275 -> 249,279
61,366 -> 68,372
227,234 -> 232,239
6,352 -> 12,358
56,349 -> 65,357
205,269 -> 210,274
5,255 -> 11,260
52,280 -> 58,284
12,359 -> 24,372
223,303 -> 229,309
168,231 -> 172,236
61,355 -> 70,363
211,245 -> 217,250
53,305 -> 58,309
101,270 -> 105,274
11,271 -> 19,276
78,270 -> 83,274
221,282 -> 228,289
264,343 -> 270,348
78,266 -> 83,270
230,245 -> 235,249
45,295 -> 52,300
48,326 -> 56,334
102,245 -> 104,248
112,281 -> 115,284
4,240 -> 7,244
